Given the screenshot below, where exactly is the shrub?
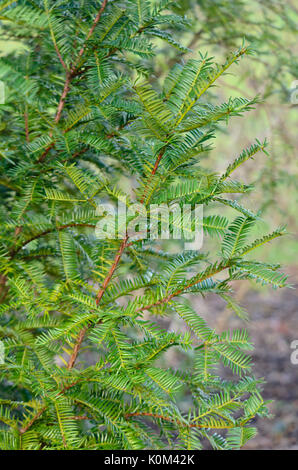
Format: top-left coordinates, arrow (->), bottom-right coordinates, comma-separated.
0,0 -> 287,450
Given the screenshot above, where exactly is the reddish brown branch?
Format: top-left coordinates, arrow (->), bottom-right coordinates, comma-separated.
67,145 -> 167,369
54,42 -> 68,72
76,0 -> 108,62
66,234 -> 129,369
37,75 -> 71,163
139,264 -> 229,313
54,74 -> 71,125
72,415 -> 89,420
140,148 -> 166,204
19,407 -> 46,435
152,151 -> 164,175
37,0 -> 108,164
24,111 -> 30,143
95,235 -> 129,305
67,326 -> 89,370
0,274 -> 8,303
37,142 -> 55,163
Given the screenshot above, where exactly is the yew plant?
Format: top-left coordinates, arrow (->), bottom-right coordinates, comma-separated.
0,0 -> 288,450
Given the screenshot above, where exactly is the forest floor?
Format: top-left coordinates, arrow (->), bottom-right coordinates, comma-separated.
203,266 -> 298,450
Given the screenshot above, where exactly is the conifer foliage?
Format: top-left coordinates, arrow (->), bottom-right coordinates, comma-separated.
0,0 -> 287,450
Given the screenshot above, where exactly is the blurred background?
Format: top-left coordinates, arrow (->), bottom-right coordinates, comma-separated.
0,0 -> 297,449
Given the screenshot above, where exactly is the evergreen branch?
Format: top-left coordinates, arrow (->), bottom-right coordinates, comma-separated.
67,143 -> 168,368
19,406 -> 46,435
95,235 -> 129,306
174,47 -> 248,127
0,1 -> 289,449
124,412 -> 234,429
76,0 -> 109,63
139,263 -> 230,312
44,0 -> 68,72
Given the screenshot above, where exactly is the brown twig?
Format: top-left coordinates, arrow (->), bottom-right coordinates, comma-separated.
76,0 -> 108,62
37,0 -> 108,164
95,235 -> 129,305
139,147 -> 166,204
138,264 -> 228,313
67,326 -> 90,370
37,142 -> 55,163
54,74 -> 71,125
24,111 -> 30,143
19,407 -> 46,435
66,148 -> 167,368
53,42 -> 68,72
66,234 -> 129,369
0,274 -> 8,303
